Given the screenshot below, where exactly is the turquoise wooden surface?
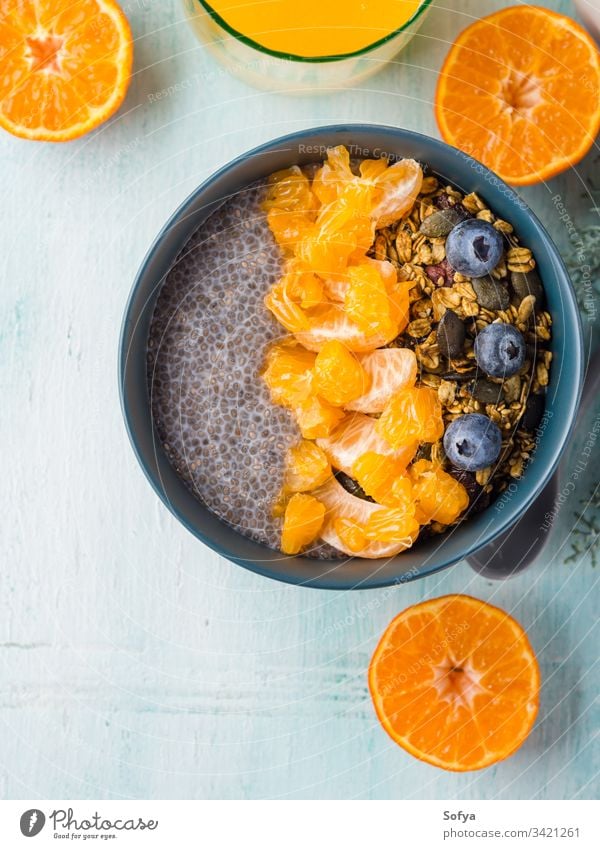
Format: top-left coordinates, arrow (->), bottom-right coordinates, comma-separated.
1,0 -> 598,800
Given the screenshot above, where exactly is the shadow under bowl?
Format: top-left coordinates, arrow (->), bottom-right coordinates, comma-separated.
119,124 -> 583,590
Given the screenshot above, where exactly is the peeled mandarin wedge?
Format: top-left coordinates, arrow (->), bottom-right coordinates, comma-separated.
364,507 -> 419,545
435,6 -> 600,185
314,340 -> 370,406
347,348 -> 417,414
312,144 -> 355,205
293,395 -> 344,439
378,386 -> 444,447
264,278 -> 311,333
282,263 -> 324,310
369,595 -> 541,771
352,452 -> 414,508
410,460 -> 469,525
0,0 -> 133,142
284,440 -> 331,492
262,166 -> 318,250
262,166 -> 317,215
371,158 -> 423,228
344,264 -> 395,336
262,340 -> 315,407
322,256 -> 397,305
281,493 -> 326,555
333,516 -> 369,554
314,477 -> 416,559
317,413 -> 417,477
295,305 -> 400,353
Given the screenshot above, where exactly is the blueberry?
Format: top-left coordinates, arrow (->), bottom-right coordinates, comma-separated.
445,219 -> 504,277
443,414 -> 502,471
474,323 -> 526,377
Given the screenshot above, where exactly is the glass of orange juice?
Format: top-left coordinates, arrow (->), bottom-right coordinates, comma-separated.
183,0 -> 433,90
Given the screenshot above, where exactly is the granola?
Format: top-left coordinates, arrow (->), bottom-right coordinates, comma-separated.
372,178 -> 552,529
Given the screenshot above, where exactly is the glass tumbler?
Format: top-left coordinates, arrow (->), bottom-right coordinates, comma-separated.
183,0 -> 433,91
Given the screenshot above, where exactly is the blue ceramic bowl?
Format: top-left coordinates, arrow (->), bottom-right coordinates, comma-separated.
119,125 -> 583,589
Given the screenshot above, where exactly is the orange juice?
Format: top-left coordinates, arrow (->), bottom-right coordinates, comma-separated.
206,0 -> 425,57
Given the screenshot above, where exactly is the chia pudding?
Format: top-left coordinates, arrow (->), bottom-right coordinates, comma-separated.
147,148 -> 552,560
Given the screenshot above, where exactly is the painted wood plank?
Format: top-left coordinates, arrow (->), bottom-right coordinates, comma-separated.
0,0 -> 598,801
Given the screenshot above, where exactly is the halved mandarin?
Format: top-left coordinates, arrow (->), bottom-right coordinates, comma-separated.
369,595 -> 540,771
0,0 -> 133,142
435,6 -> 600,185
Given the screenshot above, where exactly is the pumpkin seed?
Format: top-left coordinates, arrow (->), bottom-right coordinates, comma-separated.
467,378 -> 505,404
472,277 -> 510,310
334,471 -> 374,502
419,207 -> 467,238
511,269 -> 544,303
437,308 -> 465,359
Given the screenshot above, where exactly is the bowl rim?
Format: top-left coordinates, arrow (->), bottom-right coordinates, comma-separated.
191,0 -> 433,63
119,123 -> 584,590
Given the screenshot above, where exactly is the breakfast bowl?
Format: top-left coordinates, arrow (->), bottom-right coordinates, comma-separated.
119,125 -> 583,589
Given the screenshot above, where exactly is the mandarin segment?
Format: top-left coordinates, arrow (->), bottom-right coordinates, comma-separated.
281,493 -> 325,555
351,452 -> 414,507
344,264 -> 394,336
264,278 -> 311,332
410,460 -> 469,525
312,144 -> 355,205
317,413 -> 416,478
284,440 -> 331,492
369,595 -> 540,771
314,340 -> 369,405
262,340 -> 316,407
378,386 -> 444,447
370,157 -> 424,228
262,166 -> 317,215
347,348 -> 417,414
295,304 -> 400,353
314,477 -> 417,559
333,517 -> 368,554
293,395 -> 344,439
364,507 -> 419,545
